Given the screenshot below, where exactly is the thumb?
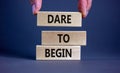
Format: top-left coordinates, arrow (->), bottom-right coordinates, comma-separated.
87,0 -> 92,12
78,0 -> 88,18
32,0 -> 42,15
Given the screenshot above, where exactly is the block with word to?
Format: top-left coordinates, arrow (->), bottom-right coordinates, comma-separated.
42,31 -> 86,46
37,11 -> 82,27
36,45 -> 81,60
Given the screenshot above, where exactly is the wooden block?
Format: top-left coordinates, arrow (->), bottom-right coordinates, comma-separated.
42,31 -> 86,46
36,45 -> 81,60
37,11 -> 82,27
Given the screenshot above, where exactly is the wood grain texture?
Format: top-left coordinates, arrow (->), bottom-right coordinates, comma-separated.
42,31 -> 86,46
37,11 -> 82,27
36,45 -> 81,60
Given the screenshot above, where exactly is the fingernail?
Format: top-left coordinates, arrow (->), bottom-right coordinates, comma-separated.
83,10 -> 89,18
83,10 -> 87,18
34,10 -> 38,15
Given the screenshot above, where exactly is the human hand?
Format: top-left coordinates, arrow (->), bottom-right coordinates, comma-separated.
30,0 -> 92,18
78,0 -> 92,18
30,0 -> 42,15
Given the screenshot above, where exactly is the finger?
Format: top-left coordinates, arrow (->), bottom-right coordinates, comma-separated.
78,0 -> 88,18
34,0 -> 42,15
87,0 -> 92,11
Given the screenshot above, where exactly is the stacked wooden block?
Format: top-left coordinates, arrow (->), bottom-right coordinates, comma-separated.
36,11 -> 86,60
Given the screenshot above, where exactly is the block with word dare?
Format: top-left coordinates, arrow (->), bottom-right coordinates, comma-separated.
36,45 -> 81,60
42,31 -> 86,46
37,11 -> 82,27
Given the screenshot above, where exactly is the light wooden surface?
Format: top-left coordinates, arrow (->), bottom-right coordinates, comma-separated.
41,31 -> 86,46
37,11 -> 82,27
36,45 -> 81,60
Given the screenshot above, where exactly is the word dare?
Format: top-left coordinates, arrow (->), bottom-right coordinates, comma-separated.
48,15 -> 71,24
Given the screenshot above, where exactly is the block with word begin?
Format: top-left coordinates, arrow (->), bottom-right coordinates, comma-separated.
42,31 -> 86,46
36,45 -> 81,60
37,11 -> 82,27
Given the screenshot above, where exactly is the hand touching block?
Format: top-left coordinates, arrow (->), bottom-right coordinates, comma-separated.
30,0 -> 92,18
